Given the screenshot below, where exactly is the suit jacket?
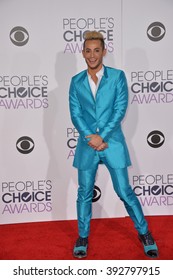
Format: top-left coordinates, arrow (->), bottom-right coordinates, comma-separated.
69,65 -> 131,170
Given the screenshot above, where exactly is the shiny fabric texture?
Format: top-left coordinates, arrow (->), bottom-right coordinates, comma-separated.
69,66 -> 131,170
77,154 -> 148,238
69,65 -> 148,239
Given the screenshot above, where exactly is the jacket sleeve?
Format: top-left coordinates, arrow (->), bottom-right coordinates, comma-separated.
69,78 -> 93,142
99,71 -> 128,142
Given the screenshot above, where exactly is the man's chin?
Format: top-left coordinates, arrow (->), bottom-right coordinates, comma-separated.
88,64 -> 100,70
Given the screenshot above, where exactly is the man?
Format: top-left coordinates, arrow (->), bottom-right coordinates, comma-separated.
69,31 -> 158,259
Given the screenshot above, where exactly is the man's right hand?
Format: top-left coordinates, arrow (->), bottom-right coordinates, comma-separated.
96,142 -> 108,151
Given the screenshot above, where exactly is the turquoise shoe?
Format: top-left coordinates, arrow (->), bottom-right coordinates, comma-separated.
139,231 -> 158,258
73,237 -> 88,258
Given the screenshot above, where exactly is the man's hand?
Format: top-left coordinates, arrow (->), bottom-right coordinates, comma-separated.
96,142 -> 108,151
86,134 -> 103,149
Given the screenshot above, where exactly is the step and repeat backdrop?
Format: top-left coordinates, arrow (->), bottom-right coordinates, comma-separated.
0,0 -> 172,224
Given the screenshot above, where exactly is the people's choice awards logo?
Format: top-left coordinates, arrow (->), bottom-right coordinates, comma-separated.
133,174 -> 173,207
1,180 -> 52,215
10,26 -> 29,46
16,136 -> 35,154
147,22 -> 166,42
62,17 -> 115,53
0,75 -> 49,109
147,130 -> 165,148
130,69 -> 173,105
66,127 -> 78,159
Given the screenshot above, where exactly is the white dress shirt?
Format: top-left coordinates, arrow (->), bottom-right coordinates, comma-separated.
87,66 -> 104,99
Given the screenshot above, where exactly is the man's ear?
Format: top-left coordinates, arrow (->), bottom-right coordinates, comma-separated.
103,48 -> 107,57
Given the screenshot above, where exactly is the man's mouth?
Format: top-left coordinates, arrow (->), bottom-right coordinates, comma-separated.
88,59 -> 97,63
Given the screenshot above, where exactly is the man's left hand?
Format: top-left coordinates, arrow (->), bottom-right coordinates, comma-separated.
86,134 -> 103,149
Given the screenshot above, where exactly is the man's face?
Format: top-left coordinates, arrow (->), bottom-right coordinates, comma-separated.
82,39 -> 106,71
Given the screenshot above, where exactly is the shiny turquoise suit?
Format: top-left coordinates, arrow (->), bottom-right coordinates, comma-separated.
69,66 -> 148,238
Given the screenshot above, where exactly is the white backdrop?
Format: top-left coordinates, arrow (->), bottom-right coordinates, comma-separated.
0,0 -> 172,225
123,0 -> 173,216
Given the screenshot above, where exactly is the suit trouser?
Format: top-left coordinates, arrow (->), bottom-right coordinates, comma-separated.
77,153 -> 148,238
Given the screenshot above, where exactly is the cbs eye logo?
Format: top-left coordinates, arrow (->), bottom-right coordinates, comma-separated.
16,136 -> 35,154
147,130 -> 165,148
92,185 -> 101,202
10,26 -> 29,46
147,22 -> 166,42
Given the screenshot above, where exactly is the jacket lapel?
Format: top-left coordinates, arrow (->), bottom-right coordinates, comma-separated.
97,65 -> 108,91
83,72 -> 95,103
95,65 -> 108,101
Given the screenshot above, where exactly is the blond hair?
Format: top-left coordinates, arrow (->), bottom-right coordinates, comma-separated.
83,31 -> 105,50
